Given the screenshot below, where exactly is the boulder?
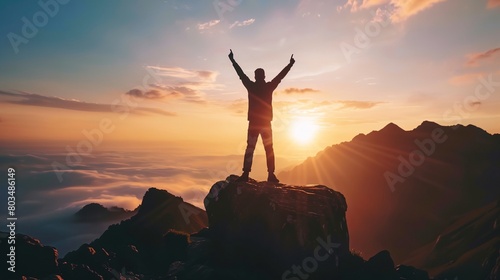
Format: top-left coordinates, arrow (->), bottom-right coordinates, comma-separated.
204,175 -> 349,273
365,250 -> 398,279
0,233 -> 58,279
396,264 -> 430,280
59,262 -> 103,280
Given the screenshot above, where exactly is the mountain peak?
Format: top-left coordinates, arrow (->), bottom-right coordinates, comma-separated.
135,187 -> 178,218
359,122 -> 405,143
125,187 -> 208,238
381,122 -> 404,133
74,203 -> 135,223
413,120 -> 441,132
77,203 -> 106,214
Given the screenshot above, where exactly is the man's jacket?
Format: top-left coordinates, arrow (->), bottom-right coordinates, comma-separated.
232,61 -> 294,123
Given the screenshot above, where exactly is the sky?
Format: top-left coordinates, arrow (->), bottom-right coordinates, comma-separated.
0,0 -> 499,255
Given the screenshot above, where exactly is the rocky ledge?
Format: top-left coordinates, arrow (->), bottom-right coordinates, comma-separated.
1,175 -> 432,280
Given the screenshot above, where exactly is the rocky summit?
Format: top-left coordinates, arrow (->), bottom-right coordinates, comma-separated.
203,175 -> 349,274
2,177 -> 433,280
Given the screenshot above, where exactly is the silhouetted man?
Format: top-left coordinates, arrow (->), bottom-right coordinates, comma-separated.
228,49 -> 295,182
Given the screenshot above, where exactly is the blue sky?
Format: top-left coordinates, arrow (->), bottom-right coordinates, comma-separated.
0,0 -> 499,150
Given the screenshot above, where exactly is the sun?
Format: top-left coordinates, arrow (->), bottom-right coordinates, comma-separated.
289,118 -> 318,144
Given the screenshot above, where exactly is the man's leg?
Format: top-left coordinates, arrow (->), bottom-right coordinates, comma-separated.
262,122 -> 279,182
241,122 -> 259,178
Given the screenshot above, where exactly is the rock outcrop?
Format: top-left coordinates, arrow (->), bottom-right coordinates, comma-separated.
59,187 -> 208,278
0,233 -> 59,279
203,175 -> 349,274
0,177 -> 444,279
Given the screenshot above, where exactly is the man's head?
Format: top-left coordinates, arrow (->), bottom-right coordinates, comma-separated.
254,68 -> 265,81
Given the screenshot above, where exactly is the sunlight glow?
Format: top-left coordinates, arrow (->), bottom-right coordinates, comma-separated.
290,118 -> 319,144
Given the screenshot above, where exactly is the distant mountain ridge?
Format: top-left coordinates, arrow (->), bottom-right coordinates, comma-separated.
74,203 -> 138,223
279,121 -> 500,262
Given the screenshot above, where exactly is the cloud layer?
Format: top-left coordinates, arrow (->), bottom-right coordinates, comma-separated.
338,0 -> 447,22
125,89 -> 178,100
230,18 -> 256,29
0,150 -> 265,256
466,47 -> 500,67
488,0 -> 500,8
281,87 -> 320,94
197,19 -> 220,30
335,100 -> 384,109
0,90 -> 176,116
132,66 -> 221,104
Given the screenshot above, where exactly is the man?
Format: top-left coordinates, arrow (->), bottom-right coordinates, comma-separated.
228,49 -> 295,182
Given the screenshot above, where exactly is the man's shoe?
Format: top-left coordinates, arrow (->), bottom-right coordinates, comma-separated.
267,173 -> 280,183
236,172 -> 249,182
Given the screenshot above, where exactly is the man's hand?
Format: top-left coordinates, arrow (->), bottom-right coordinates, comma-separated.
228,49 -> 234,60
290,54 -> 295,65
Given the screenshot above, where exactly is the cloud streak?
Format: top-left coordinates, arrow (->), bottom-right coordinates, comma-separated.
488,0 -> 500,8
226,98 -> 383,116
466,47 -> 500,67
0,90 -> 176,116
390,0 -> 447,22
448,72 -> 484,85
338,0 -> 447,22
360,0 -> 388,9
197,19 -> 220,30
281,87 -> 320,94
125,89 -> 180,100
229,18 -> 256,29
338,0 -> 361,12
139,66 -> 221,104
146,66 -> 218,82
335,100 -> 384,109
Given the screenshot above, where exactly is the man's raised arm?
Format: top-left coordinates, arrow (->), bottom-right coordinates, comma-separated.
271,54 -> 295,86
228,49 -> 250,83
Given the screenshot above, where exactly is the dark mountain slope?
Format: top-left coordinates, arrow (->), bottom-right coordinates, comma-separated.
279,121 -> 500,261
